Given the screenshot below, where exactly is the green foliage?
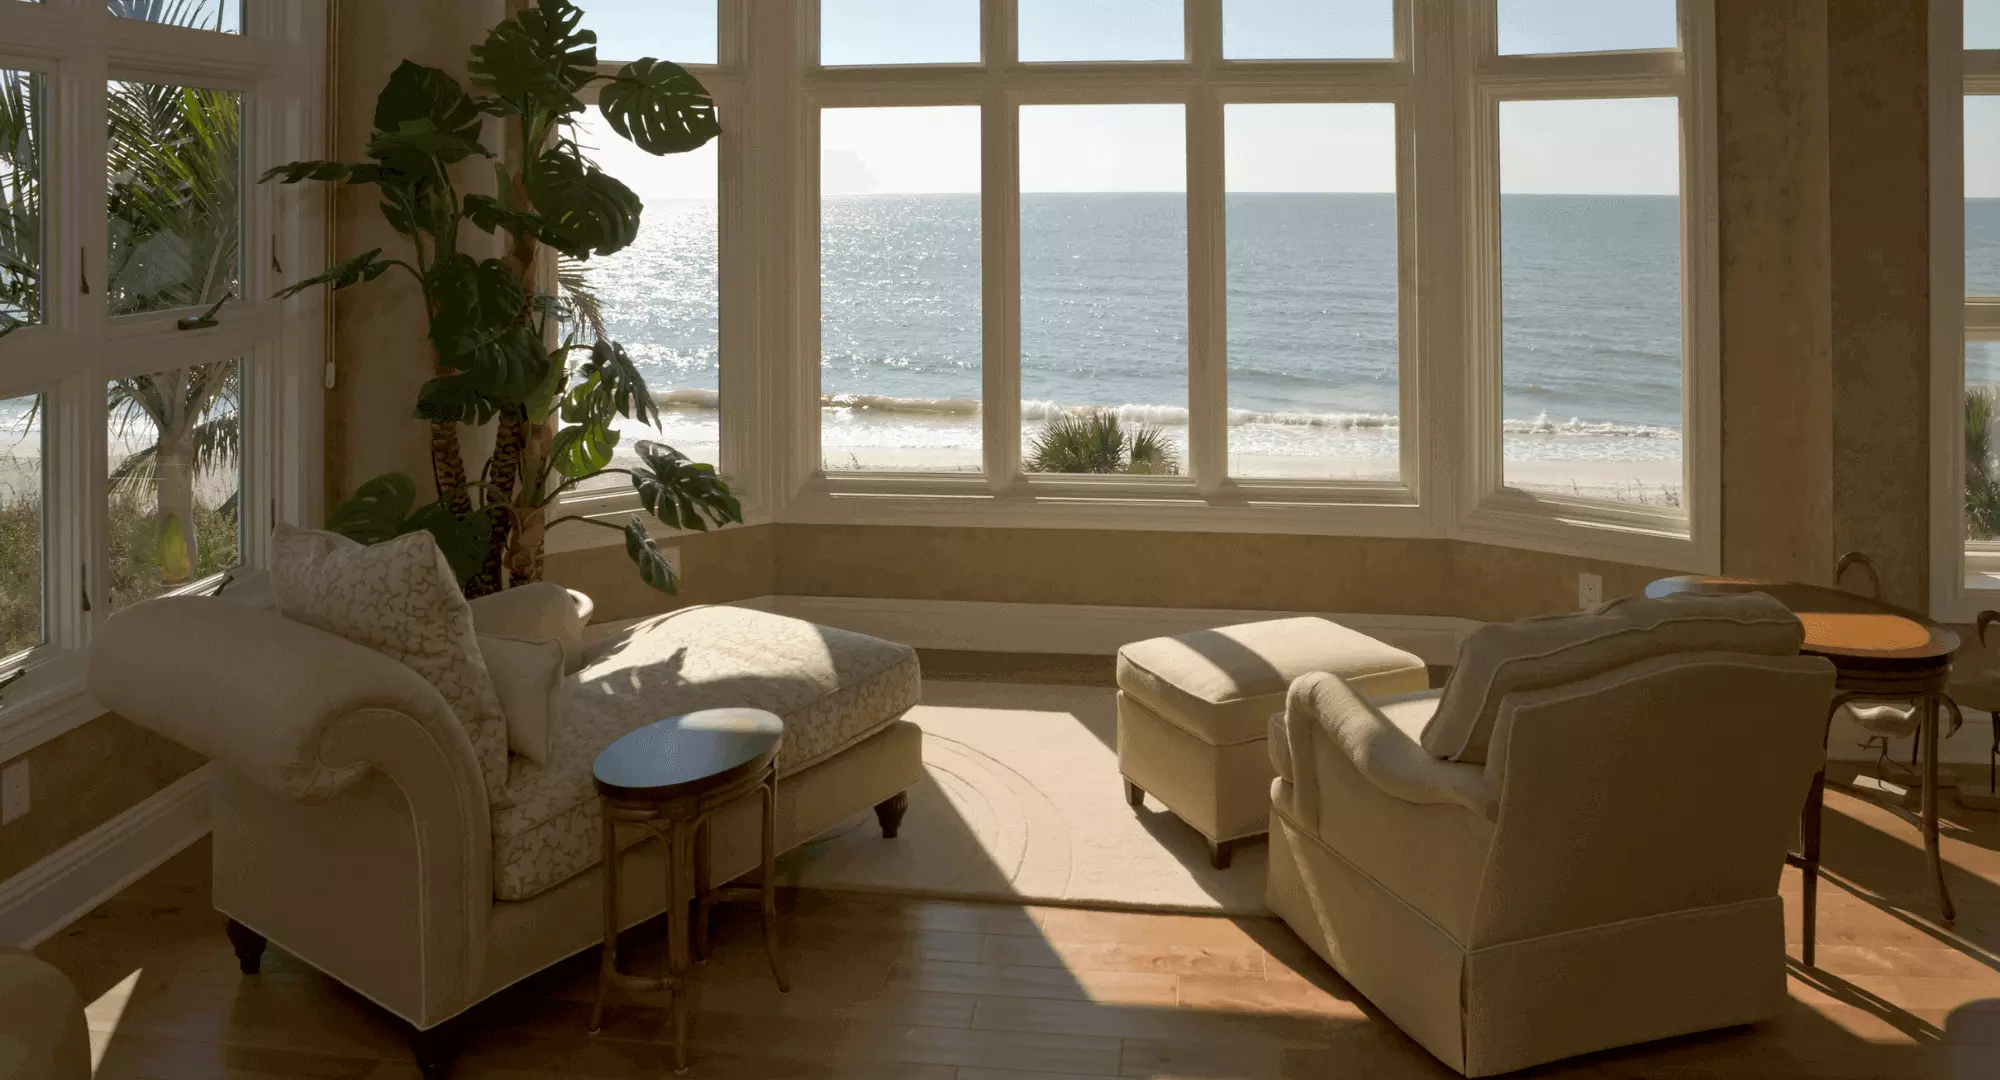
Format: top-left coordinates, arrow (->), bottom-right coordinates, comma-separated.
326,472 -> 497,588
623,517 -> 680,593
275,0 -> 740,596
0,69 -> 40,336
1968,388 -> 2000,542
1026,410 -> 1183,476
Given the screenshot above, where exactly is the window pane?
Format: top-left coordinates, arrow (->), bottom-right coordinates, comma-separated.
0,70 -> 41,334
821,107 -> 981,473
1498,0 -> 1676,55
108,360 -> 240,611
107,81 -> 241,317
1226,104 -> 1398,481
824,0 -> 980,65
1969,97 -> 2000,297
1022,104 -> 1186,477
1500,98 -> 1682,508
577,111 -> 720,487
0,393 -> 41,656
1020,0 -> 1184,62
583,0 -> 717,65
1974,1 -> 2000,50
1969,342 -> 2000,541
1225,0 -> 1393,60
109,0 -> 240,34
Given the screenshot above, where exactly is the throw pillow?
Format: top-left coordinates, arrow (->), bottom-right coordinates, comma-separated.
270,525 -> 512,806
467,581 -> 592,674
477,634 -> 566,766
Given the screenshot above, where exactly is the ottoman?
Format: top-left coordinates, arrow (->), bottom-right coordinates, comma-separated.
1116,617 -> 1429,868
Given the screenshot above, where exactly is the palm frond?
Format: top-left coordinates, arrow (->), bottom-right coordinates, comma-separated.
1027,409 -> 1128,474
557,257 -> 607,344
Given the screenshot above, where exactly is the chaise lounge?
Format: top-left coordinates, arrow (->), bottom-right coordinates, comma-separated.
87,552 -> 923,1075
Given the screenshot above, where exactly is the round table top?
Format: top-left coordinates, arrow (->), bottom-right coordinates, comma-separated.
593,708 -> 785,801
1644,576 -> 1959,664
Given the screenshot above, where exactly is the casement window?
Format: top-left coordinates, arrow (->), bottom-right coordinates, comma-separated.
556,2 -> 1718,562
0,0 -> 327,755
1938,1 -> 2000,617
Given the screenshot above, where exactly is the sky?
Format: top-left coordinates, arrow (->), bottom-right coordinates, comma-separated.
580,1 -> 1687,199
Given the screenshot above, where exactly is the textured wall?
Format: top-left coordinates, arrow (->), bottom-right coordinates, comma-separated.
543,524 -> 779,623
1717,0 -> 1836,583
324,0 -> 505,509
0,716 -> 205,884
1829,0 -> 1932,609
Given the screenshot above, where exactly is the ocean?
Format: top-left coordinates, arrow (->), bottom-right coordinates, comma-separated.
594,191 -> 1690,494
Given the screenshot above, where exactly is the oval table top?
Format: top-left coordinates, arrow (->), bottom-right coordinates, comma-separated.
593,708 -> 785,801
1644,576 -> 1959,666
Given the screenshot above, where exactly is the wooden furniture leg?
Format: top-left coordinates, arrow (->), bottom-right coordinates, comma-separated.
761,778 -> 789,992
225,919 -> 266,976
1922,693 -> 1957,924
1796,770 -> 1825,967
875,791 -> 909,838
1125,779 -> 1146,809
1210,837 -> 1236,871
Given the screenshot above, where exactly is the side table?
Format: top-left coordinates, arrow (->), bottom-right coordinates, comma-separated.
590,708 -> 790,1073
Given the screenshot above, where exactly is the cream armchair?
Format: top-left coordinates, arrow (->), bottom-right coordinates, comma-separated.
1266,593 -> 1837,1077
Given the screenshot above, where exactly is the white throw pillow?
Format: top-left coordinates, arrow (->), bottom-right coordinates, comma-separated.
270,525 -> 513,807
477,634 -> 565,766
467,581 -> 591,674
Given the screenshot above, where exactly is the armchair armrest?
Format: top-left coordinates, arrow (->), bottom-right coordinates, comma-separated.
88,597 -> 485,809
1284,672 -> 1497,824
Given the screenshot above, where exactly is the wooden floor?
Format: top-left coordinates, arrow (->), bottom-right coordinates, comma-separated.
30,776 -> 2000,1079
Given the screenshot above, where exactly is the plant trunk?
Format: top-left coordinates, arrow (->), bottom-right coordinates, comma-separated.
476,405 -> 527,593
153,431 -> 197,587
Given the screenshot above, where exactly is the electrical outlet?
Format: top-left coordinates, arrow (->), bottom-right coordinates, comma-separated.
1578,572 -> 1604,609
663,547 -> 683,582
1,760 -> 28,826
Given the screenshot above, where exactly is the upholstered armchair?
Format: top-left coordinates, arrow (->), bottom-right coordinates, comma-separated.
1265,593 -> 1837,1077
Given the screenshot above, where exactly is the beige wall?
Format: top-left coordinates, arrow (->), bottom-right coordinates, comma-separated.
0,716 -> 205,884
1829,0 -> 1932,610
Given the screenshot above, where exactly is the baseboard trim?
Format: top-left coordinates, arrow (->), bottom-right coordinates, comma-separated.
736,595 -> 1481,665
0,763 -> 213,949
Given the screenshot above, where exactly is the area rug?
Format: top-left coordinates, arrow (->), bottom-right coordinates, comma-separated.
775,680 -> 1270,915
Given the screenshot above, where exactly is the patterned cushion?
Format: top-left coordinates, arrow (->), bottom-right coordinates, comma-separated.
270,525 -> 512,809
490,605 -> 921,901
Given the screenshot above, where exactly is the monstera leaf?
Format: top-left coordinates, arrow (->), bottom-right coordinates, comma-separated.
271,247 -> 398,300
599,58 -> 721,157
470,0 -> 597,112
631,440 -> 741,533
260,159 -> 382,186
326,472 -> 496,588
623,517 -> 680,594
372,61 -> 484,148
523,150 -> 643,259
580,338 -> 659,428
327,473 -> 419,545
425,254 -> 549,404
549,418 -> 617,479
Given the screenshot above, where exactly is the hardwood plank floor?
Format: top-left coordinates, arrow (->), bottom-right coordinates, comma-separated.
31,776 -> 2000,1078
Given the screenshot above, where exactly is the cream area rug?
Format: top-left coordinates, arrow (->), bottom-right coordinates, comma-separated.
775,681 -> 1270,915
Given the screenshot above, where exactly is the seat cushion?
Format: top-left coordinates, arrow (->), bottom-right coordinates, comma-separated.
490,605 -> 921,901
1422,592 -> 1803,765
1117,617 -> 1429,747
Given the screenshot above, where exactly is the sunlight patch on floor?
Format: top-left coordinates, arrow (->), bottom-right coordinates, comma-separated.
83,968 -> 140,1074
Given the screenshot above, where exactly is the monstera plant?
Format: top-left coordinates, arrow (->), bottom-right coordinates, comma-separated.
264,0 -> 737,597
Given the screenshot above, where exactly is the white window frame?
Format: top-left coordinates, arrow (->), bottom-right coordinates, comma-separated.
0,0 -> 328,761
531,1 -> 1725,569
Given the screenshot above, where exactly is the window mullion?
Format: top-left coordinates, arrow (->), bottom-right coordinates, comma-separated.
1186,86 -> 1226,493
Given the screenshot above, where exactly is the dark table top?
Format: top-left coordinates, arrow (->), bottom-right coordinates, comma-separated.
593,708 -> 785,801
1645,576 -> 1959,666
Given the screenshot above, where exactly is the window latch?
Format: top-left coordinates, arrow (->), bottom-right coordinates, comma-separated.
177,294 -> 232,331
79,248 -> 90,295
271,238 -> 283,276
80,563 -> 91,613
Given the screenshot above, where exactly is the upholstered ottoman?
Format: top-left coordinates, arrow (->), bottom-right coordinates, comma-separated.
1116,617 -> 1429,868
0,947 -> 90,1080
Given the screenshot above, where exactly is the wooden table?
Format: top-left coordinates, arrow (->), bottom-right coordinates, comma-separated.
1646,577 -> 1961,966
590,708 -> 790,1073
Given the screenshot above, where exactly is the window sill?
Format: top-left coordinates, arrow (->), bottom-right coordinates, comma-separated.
1456,488 -> 1707,573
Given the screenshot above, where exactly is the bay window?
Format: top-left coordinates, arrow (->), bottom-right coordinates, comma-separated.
1941,1 -> 2000,616
0,1 -> 325,747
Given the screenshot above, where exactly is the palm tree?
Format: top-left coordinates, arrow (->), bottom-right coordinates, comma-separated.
108,364 -> 238,586
1026,409 -> 1183,476
0,68 -> 39,335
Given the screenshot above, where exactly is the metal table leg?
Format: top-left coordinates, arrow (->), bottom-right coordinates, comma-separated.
1922,693 -> 1957,925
